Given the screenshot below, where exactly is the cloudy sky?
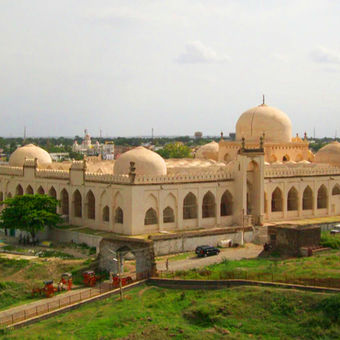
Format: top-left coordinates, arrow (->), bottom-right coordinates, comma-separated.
1,0 -> 340,138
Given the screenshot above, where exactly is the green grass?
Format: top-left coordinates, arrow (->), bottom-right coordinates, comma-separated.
321,231 -> 340,249
165,250 -> 340,286
2,285 -> 340,339
0,257 -> 98,310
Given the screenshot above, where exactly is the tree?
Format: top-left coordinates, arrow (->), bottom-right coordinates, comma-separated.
0,194 -> 62,241
156,142 -> 193,159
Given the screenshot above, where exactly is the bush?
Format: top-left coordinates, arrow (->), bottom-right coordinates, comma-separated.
320,233 -> 340,249
316,294 -> 340,322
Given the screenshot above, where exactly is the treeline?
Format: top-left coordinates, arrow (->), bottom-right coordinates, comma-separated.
0,136 -> 220,153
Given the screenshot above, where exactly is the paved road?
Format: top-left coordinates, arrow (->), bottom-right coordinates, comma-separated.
157,243 -> 263,272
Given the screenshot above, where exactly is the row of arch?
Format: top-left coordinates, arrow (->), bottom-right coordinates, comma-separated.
0,185 -> 125,225
267,184 -> 340,213
144,190 -> 234,226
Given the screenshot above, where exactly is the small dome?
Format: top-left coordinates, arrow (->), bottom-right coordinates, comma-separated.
196,141 -> 219,161
315,142 -> 340,166
236,104 -> 292,143
9,144 -> 52,167
114,146 -> 166,176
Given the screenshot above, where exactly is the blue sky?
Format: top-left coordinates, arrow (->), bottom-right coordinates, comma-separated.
1,0 -> 340,138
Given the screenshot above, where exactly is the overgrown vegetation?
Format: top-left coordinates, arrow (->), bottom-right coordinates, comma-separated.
164,250 -> 340,286
3,285 -> 340,339
0,257 -> 98,310
321,231 -> 340,249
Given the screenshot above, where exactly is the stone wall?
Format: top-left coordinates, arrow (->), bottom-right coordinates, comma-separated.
151,229 -> 253,256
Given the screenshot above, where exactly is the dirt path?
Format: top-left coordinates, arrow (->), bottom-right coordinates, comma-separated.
156,243 -> 262,272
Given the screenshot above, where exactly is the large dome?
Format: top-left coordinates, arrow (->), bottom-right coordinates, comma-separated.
314,141 -> 340,166
196,141 -> 219,161
9,144 -> 52,167
114,146 -> 167,176
236,104 -> 292,143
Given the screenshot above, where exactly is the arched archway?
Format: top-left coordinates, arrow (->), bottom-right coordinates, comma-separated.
26,185 -> 33,195
183,192 -> 197,219
271,187 -> 283,212
332,185 -> 340,196
61,189 -> 69,215
202,191 -> 216,218
220,190 -> 233,216
37,186 -> 45,195
224,153 -> 231,162
163,206 -> 175,223
287,187 -> 298,211
102,206 -> 110,222
144,208 -> 158,225
86,190 -> 95,220
317,185 -> 328,209
49,186 -> 57,199
282,155 -> 290,162
303,186 -> 313,210
115,207 -> 123,224
16,184 -> 23,196
73,190 -> 82,217
269,154 -> 277,163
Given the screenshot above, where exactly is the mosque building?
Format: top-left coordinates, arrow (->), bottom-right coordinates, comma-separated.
1,102 -> 340,238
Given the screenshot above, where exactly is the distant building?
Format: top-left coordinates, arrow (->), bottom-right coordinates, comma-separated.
194,131 -> 203,139
72,130 -> 115,159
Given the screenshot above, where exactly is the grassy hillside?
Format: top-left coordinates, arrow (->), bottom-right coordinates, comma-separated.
0,257 -> 96,310
166,250 -> 340,285
2,285 -> 340,339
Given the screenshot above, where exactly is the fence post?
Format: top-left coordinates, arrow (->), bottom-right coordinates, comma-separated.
59,299 -> 61,309
47,303 -> 50,312
24,310 -> 26,320
36,306 -> 38,316
12,314 -> 14,325
69,295 -> 71,305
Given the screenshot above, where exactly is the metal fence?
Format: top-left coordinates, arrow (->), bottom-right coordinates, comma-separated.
158,270 -> 340,289
0,282 -> 119,327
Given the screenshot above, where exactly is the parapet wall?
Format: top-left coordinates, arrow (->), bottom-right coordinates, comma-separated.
264,164 -> 340,178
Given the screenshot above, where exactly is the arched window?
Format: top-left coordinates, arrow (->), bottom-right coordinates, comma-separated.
102,206 -> 110,222
86,190 -> 95,220
332,185 -> 340,196
115,207 -> 123,224
49,187 -> 57,199
26,185 -> 34,195
202,191 -> 216,218
37,186 -> 45,195
287,187 -> 298,211
145,208 -> 158,225
183,192 -> 197,219
303,186 -> 313,210
61,189 -> 69,215
73,190 -> 82,217
317,185 -> 328,209
271,187 -> 283,212
163,206 -> 175,223
220,190 -> 233,216
16,185 -> 23,196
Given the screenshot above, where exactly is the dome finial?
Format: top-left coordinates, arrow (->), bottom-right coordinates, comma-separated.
262,94 -> 265,105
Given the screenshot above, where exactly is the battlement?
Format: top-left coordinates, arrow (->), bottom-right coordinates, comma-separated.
264,163 -> 340,178
0,165 -> 23,176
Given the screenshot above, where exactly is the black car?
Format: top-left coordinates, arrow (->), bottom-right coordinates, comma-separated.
195,245 -> 220,257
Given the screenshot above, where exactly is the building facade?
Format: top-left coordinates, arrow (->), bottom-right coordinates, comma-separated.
1,102 -> 340,236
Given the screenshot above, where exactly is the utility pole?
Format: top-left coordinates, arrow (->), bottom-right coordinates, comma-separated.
117,252 -> 123,300
241,208 -> 245,246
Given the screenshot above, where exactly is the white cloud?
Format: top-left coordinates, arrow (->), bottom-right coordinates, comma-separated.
176,41 -> 230,64
310,46 -> 340,65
